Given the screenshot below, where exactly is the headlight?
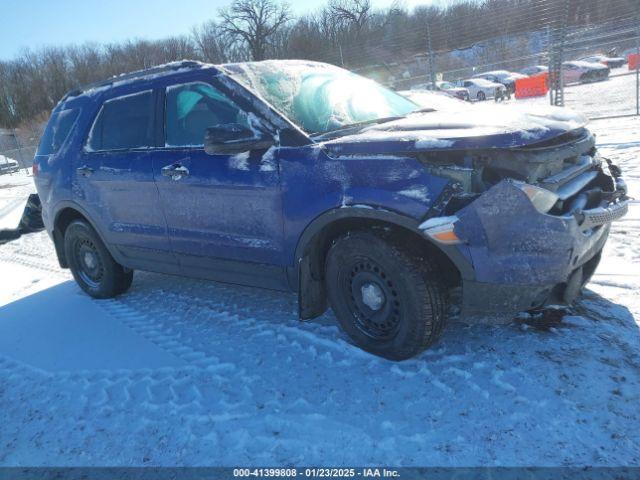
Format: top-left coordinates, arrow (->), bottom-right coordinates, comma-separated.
516,183 -> 559,213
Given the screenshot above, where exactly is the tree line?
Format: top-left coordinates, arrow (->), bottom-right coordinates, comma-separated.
0,0 -> 635,129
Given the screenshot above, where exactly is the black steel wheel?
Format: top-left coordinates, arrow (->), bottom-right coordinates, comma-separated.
343,258 -> 402,340
64,220 -> 133,298
74,236 -> 105,289
325,231 -> 448,360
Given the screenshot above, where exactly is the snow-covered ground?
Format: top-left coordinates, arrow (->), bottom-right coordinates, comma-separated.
520,69 -> 639,119
0,169 -> 34,231
0,119 -> 639,466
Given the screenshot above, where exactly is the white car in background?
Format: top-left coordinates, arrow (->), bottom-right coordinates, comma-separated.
461,78 -> 507,101
579,54 -> 626,69
412,81 -> 470,101
563,60 -> 610,84
521,65 -> 549,77
399,89 -> 468,111
471,70 -> 527,97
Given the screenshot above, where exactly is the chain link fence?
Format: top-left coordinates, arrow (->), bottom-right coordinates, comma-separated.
0,127 -> 41,174
357,0 -> 640,121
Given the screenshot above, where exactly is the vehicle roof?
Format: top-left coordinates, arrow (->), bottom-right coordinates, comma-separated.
473,70 -> 511,76
564,60 -> 606,68
63,59 -> 340,103
465,77 -> 498,85
61,61 -> 218,100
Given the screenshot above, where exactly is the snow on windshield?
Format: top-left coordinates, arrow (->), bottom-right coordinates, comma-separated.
224,60 -> 417,134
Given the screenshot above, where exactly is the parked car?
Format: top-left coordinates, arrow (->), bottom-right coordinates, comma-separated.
412,81 -> 470,101
521,65 -> 549,77
472,70 -> 527,97
579,54 -> 626,69
399,89 -> 468,111
34,60 -> 628,360
0,157 -> 19,175
563,60 -> 610,84
461,78 -> 507,101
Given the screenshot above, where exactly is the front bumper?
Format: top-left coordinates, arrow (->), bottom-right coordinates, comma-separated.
446,179 -> 627,315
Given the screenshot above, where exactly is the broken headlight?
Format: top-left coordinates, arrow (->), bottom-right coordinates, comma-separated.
515,183 -> 559,213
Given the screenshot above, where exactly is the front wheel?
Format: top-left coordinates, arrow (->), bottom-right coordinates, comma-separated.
325,231 -> 447,360
64,220 -> 133,298
477,91 -> 486,101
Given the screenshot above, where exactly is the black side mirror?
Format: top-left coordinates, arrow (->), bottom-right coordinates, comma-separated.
204,123 -> 274,155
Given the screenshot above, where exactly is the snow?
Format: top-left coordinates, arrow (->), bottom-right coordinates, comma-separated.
0,170 -> 35,230
419,215 -> 460,231
319,99 -> 588,149
0,113 -> 639,466
228,151 -> 250,171
397,186 -> 431,202
259,146 -> 277,172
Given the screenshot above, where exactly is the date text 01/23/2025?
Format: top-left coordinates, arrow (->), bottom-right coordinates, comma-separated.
233,468 -> 400,478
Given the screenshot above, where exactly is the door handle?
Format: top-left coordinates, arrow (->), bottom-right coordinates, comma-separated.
161,163 -> 190,181
76,165 -> 94,177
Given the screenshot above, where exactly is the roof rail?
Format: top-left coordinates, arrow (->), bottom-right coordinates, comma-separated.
63,60 -> 204,100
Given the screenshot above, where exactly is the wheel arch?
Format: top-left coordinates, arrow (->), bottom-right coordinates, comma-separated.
52,201 -> 115,268
293,207 -> 472,319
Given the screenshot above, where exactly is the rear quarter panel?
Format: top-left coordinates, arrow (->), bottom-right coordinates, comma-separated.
33,94 -> 101,232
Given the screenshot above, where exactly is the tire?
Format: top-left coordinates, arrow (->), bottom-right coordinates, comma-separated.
325,231 -> 447,360
477,91 -> 486,101
64,220 -> 134,298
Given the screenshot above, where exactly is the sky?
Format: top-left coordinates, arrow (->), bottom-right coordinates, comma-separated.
0,0 -> 436,61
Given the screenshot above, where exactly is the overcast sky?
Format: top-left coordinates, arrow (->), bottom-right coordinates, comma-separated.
1,0 -> 437,60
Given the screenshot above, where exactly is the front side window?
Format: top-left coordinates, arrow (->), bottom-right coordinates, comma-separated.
165,82 -> 250,147
87,90 -> 154,151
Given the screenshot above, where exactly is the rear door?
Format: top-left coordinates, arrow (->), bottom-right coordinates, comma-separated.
76,89 -> 174,269
152,77 -> 287,287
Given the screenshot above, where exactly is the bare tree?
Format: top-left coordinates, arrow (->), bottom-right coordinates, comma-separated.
328,0 -> 371,37
219,0 -> 291,61
192,21 -> 245,63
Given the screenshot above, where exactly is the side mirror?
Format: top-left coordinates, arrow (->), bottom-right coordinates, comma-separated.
204,124 -> 274,155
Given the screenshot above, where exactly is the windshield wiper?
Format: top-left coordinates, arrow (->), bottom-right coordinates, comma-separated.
311,116 -> 406,138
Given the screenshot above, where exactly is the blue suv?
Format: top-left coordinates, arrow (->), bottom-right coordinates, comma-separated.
33,60 -> 628,360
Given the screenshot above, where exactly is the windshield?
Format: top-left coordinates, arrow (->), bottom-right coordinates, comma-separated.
225,61 -> 418,134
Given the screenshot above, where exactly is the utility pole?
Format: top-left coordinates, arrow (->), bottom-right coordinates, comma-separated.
548,0 -> 569,106
636,4 -> 639,115
426,19 -> 437,89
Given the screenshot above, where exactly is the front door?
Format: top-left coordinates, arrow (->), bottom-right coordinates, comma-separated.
152,80 -> 287,288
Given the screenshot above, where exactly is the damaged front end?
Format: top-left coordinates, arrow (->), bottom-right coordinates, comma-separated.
418,127 -> 629,314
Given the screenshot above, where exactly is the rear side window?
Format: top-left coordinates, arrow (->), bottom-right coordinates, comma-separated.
87,90 -> 154,151
37,108 -> 80,155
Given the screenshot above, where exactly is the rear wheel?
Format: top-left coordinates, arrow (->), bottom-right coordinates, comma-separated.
325,231 -> 447,360
477,91 -> 486,101
64,220 -> 133,298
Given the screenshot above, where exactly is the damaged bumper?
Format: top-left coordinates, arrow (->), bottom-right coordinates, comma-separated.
421,173 -> 628,315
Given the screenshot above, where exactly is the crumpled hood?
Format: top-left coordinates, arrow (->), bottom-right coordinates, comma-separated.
319,102 -> 588,156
